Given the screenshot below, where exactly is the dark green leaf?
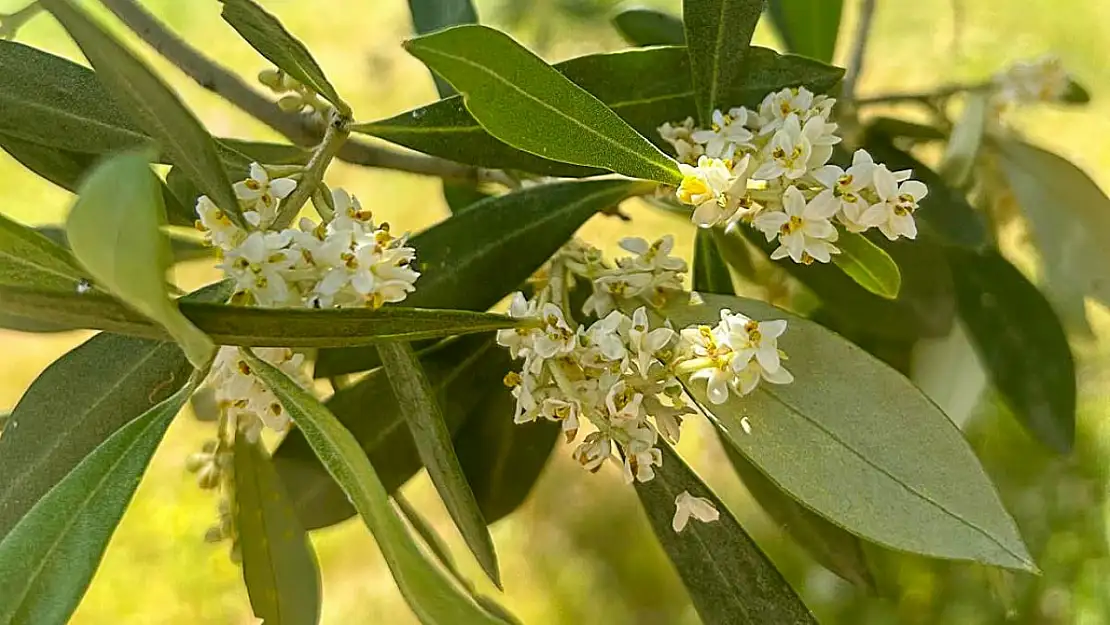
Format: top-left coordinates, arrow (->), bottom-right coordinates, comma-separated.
240,348 -> 507,625
994,138 -> 1110,325
35,225 -> 213,265
404,24 -> 681,183
234,433 -> 321,625
865,117 -> 945,142
939,92 -> 988,187
684,0 -> 766,124
456,371 -> 559,524
767,0 -> 843,62
358,45 -> 842,175
0,286 -> 517,347
720,441 -> 874,589
43,0 -> 242,222
407,0 -> 479,97
634,441 -> 817,624
315,179 -> 646,376
863,132 -> 988,249
0,335 -> 192,539
832,231 -> 901,299
1063,79 -> 1091,104
948,247 -> 1075,454
0,39 -> 147,153
692,229 -> 733,294
443,181 -> 494,214
216,139 -> 312,166
0,211 -> 87,291
276,335 -> 499,530
66,151 -> 214,367
612,8 -> 686,46
218,0 -> 349,114
379,340 -> 500,587
665,291 -> 1034,571
0,380 -> 192,625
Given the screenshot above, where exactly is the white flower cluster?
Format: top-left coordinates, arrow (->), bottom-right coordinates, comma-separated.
207,346 -> 311,438
660,87 -> 929,264
497,237 -> 795,531
992,55 -> 1071,106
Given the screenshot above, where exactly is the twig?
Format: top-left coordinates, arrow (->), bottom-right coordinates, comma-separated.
842,0 -> 877,102
273,109 -> 350,229
855,81 -> 992,106
0,1 -> 43,39
98,0 -> 486,183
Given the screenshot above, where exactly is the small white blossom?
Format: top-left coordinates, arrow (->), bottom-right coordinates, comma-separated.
628,307 -> 675,376
233,163 -> 297,222
207,346 -> 308,438
690,108 -> 753,158
221,231 -> 298,306
753,114 -> 834,181
862,165 -> 928,241
677,156 -> 733,216
496,292 -> 541,360
658,117 -> 705,163
572,432 -> 612,473
195,195 -> 244,250
754,186 -> 840,264
673,490 -> 720,532
993,55 -> 1071,105
812,149 -> 877,232
678,311 -> 793,403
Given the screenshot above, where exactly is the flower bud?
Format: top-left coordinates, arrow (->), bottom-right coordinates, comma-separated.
203,525 -> 225,543
257,68 -> 284,91
277,93 -> 305,113
280,73 -> 302,91
185,452 -> 210,473
196,464 -> 222,490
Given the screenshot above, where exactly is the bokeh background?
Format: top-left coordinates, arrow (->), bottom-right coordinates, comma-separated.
2,0 -> 1109,623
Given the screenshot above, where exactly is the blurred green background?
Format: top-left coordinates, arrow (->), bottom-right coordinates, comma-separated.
1,0 -> 1109,623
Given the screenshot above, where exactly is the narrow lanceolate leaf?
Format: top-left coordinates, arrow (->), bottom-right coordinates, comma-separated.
634,442 -> 817,624
948,248 -> 1076,454
315,179 -> 647,377
995,138 -> 1110,326
0,381 -> 193,625
357,45 -> 841,176
693,229 -> 733,294
455,366 -> 559,524
35,225 -> 214,265
234,432 -> 321,625
379,340 -> 500,588
832,231 -> 901,299
0,39 -> 147,153
0,335 -> 192,539
276,335 -> 499,530
684,0 -> 766,124
665,291 -> 1035,571
65,151 -> 214,368
240,349 -> 507,625
404,24 -> 682,184
406,0 -> 479,97
766,0 -> 843,62
939,92 -> 989,187
42,0 -> 241,221
720,442 -> 874,589
0,286 -> 516,347
612,9 -> 686,46
0,212 -> 87,291
218,0 -> 349,114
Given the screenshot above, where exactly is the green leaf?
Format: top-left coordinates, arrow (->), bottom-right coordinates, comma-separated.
0,334 -> 192,539
684,0 -> 766,124
633,441 -> 818,624
0,380 -> 192,625
442,181 -> 494,214
315,179 -> 646,377
693,229 -> 734,294
664,291 -> 1035,571
34,225 -> 213,265
0,211 -> 87,291
379,340 -> 500,587
832,231 -> 901,299
455,375 -> 559,524
218,0 -> 349,115
240,348 -> 507,625
939,92 -> 989,187
403,24 -> 681,183
720,441 -> 874,589
276,335 -> 499,530
0,286 -> 516,347
947,248 -> 1075,454
233,432 -> 321,625
612,8 -> 686,46
65,151 -> 214,368
994,138 -> 1110,328
862,133 -> 988,249
407,0 -> 479,97
357,45 -> 841,176
766,0 -> 843,62
42,0 -> 241,223
1063,79 -> 1091,104
216,139 -> 312,167
0,39 -> 147,154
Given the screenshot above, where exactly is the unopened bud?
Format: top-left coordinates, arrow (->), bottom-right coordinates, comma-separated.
185,452 -> 210,473
203,525 -> 225,543
280,73 -> 302,91
277,93 -> 305,113
257,68 -> 283,90
197,464 -> 222,490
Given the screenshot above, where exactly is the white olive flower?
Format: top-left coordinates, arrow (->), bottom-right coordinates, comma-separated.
732,356 -> 795,395
572,431 -> 612,472
233,163 -> 297,220
619,235 -> 688,274
811,149 -> 877,232
622,443 -> 663,483
584,310 -> 631,365
496,292 -> 540,360
677,156 -> 733,215
195,195 -> 244,250
328,188 -> 374,233
605,381 -> 645,424
862,165 -> 928,241
658,117 -> 705,163
628,307 -> 675,376
673,490 -> 720,532
720,312 -> 789,375
533,303 -> 577,359
538,397 -> 581,441
993,55 -> 1070,104
756,87 -> 836,134
754,186 -> 840,264
221,231 -> 298,306
753,114 -> 834,181
690,108 -> 754,158
207,346 -> 308,438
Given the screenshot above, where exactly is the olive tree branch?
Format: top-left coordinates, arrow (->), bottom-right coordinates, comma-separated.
842,0 -> 877,102
273,109 -> 350,229
855,81 -> 993,106
97,0 -> 493,183
0,1 -> 43,39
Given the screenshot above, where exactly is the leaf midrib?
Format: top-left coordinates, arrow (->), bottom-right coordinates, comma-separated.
0,92 -> 147,148
412,45 -> 677,182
